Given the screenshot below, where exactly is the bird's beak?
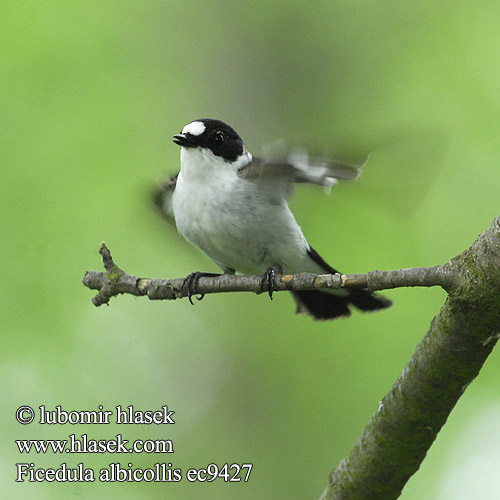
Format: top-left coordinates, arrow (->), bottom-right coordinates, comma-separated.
173,134 -> 197,148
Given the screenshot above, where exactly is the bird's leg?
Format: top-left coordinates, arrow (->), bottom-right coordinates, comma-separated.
183,272 -> 221,305
261,265 -> 283,300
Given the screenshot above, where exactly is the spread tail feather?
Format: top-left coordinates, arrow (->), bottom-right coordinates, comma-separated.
291,289 -> 392,320
293,245 -> 392,320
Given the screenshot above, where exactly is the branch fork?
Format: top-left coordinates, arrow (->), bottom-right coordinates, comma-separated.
81,214 -> 500,500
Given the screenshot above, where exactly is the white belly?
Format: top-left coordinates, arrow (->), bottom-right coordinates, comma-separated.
172,170 -> 311,274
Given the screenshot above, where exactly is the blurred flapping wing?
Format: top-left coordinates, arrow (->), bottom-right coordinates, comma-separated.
238,146 -> 363,188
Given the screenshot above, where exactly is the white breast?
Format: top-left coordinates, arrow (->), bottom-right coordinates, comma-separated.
172,147 -> 311,274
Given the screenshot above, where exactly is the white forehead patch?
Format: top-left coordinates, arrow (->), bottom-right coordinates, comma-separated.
182,121 -> 206,136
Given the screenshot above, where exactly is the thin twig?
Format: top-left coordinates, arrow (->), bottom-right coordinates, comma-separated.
82,243 -> 457,307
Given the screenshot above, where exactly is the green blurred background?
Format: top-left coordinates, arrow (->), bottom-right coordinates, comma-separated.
3,1 -> 500,498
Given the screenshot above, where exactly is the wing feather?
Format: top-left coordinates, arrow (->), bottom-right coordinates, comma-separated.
237,147 -> 363,188
152,174 -> 178,223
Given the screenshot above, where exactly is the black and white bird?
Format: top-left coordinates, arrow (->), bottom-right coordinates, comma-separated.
154,118 -> 391,320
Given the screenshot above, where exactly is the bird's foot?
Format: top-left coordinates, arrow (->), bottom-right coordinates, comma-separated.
261,266 -> 281,300
183,272 -> 220,305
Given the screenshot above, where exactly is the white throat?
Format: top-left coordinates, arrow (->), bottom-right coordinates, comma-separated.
179,147 -> 252,182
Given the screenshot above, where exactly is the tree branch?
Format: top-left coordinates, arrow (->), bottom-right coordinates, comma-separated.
82,244 -> 458,307
82,215 -> 500,500
321,214 -> 500,499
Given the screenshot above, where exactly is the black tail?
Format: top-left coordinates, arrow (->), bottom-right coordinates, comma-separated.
292,246 -> 392,320
291,289 -> 392,320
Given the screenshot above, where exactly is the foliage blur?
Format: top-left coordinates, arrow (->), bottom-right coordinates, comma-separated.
2,1 -> 500,498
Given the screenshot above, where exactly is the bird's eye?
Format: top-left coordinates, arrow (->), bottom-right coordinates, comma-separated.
214,131 -> 225,144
